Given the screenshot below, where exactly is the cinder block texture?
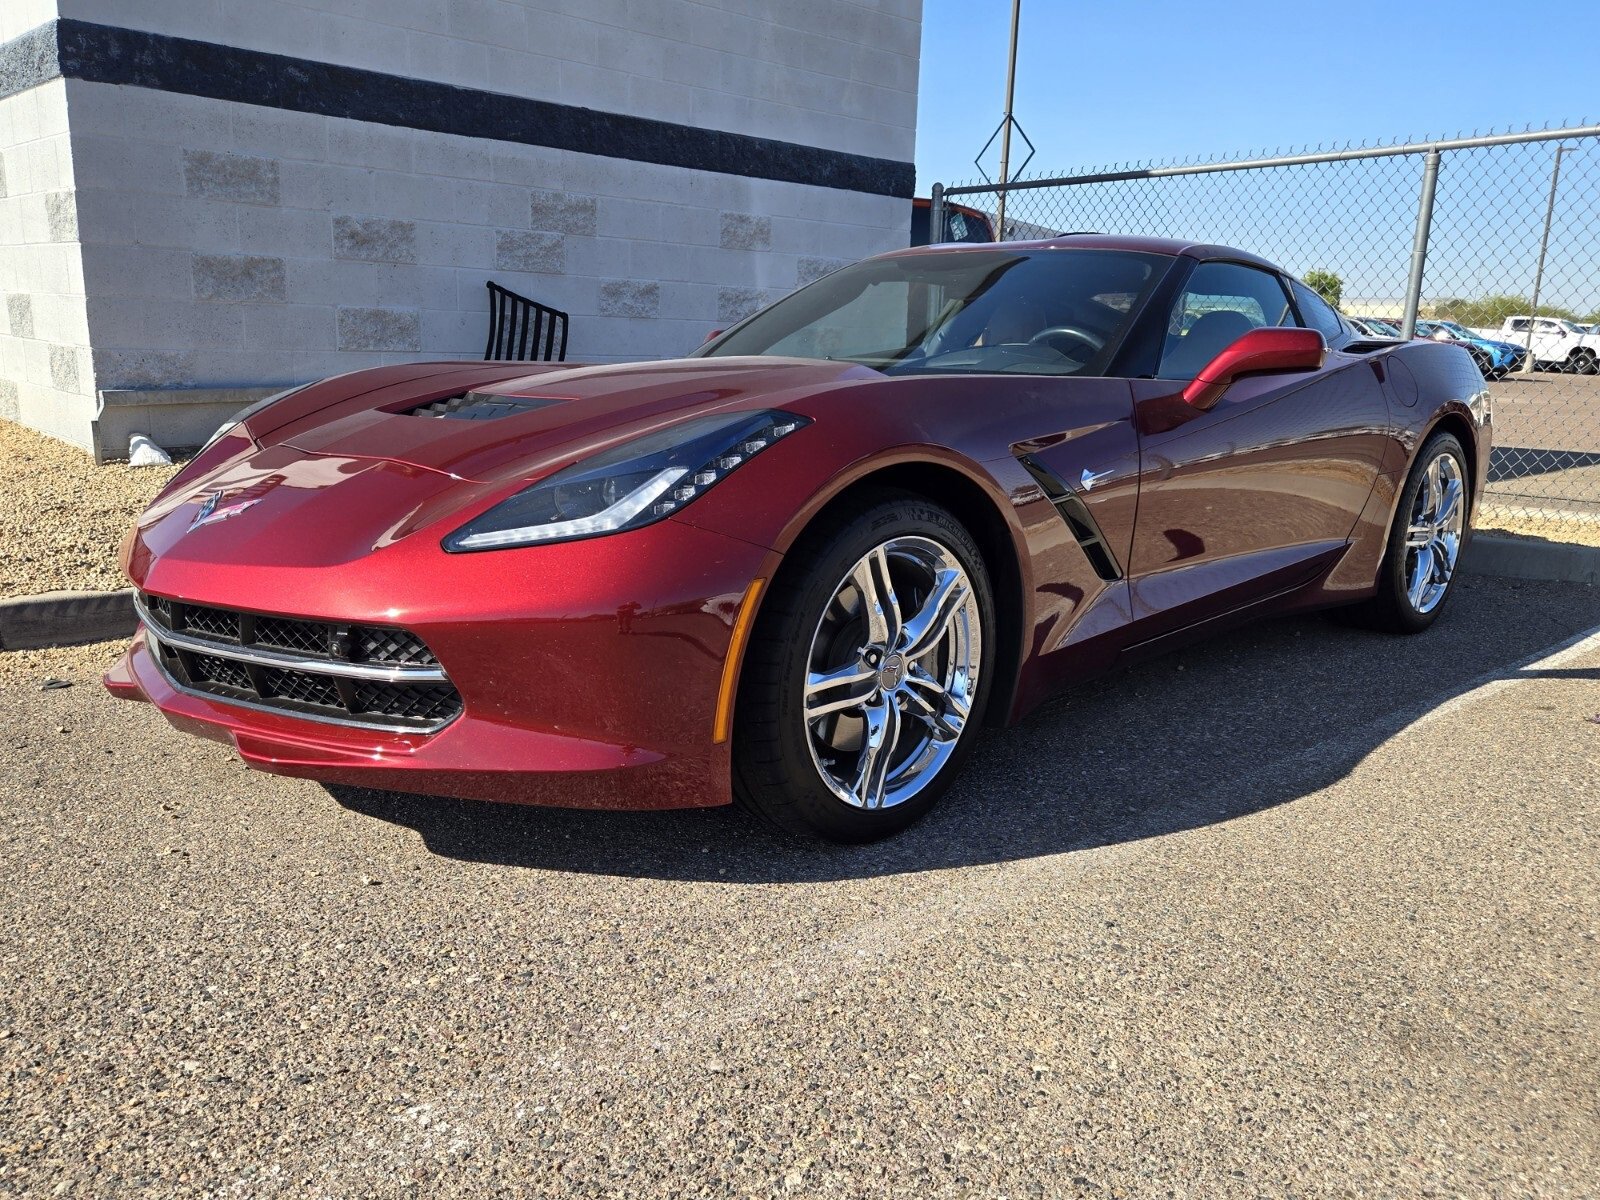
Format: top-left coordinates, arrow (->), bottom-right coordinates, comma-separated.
599,280 -> 659,318
334,215 -> 417,263
45,191 -> 78,241
717,286 -> 766,324
530,191 -> 598,236
0,379 -> 18,422
798,255 -> 853,287
496,230 -> 564,273
183,150 -> 282,205
49,344 -> 79,391
193,254 -> 288,303
720,212 -> 772,251
337,306 -> 421,352
7,295 -> 34,338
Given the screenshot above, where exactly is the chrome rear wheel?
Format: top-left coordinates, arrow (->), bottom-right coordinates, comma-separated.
1403,450 -> 1465,615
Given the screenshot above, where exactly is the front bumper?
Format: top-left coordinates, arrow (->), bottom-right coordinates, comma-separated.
105,518 -> 774,810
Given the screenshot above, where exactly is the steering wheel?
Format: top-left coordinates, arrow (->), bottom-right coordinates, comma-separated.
1028,325 -> 1105,358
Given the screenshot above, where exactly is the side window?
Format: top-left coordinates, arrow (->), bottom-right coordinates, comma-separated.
1158,261 -> 1296,380
1537,319 -> 1561,333
1507,317 -> 1528,332
1289,279 -> 1344,341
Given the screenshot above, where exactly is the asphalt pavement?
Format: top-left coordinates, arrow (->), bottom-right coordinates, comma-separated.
2,574 -> 1597,1198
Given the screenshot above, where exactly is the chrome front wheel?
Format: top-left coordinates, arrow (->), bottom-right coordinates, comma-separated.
802,536 -> 983,811
732,493 -> 993,841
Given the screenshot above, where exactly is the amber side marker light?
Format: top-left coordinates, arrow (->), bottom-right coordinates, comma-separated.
712,578 -> 766,744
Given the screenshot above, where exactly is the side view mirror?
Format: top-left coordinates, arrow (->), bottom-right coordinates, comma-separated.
1182,327 -> 1326,410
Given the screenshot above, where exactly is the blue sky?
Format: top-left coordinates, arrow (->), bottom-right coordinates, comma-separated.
913,1 -> 1598,312
915,0 -> 1595,188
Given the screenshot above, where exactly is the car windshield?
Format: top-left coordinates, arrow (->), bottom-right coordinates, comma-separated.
698,248 -> 1171,377
1437,321 -> 1473,336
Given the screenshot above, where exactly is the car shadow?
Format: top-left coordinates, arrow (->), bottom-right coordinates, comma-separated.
328,576 -> 1598,883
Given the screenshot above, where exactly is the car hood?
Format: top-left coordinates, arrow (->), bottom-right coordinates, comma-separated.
267,357 -> 878,485
126,356 -> 879,575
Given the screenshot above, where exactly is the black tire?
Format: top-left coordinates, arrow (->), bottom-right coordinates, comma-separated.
732,489 -> 995,842
1570,348 -> 1598,376
1346,432 -> 1470,634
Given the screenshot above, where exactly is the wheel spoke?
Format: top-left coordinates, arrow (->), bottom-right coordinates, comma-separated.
1405,522 -> 1433,549
851,697 -> 901,809
1424,456 -> 1443,520
1435,475 -> 1463,530
1432,533 -> 1458,582
898,568 -> 969,659
804,662 -> 877,720
901,676 -> 964,741
1408,545 -> 1435,609
850,547 -> 901,648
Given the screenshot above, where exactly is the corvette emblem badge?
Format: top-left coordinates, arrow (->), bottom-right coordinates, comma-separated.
189,489 -> 262,530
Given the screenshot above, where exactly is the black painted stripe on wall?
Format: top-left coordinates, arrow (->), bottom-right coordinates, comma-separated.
0,19 -> 914,198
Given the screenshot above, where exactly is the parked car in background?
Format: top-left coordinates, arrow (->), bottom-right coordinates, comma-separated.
105,235 -> 1490,841
1348,316 -> 1404,338
910,197 -> 995,246
1500,315 -> 1600,373
1415,319 -> 1526,378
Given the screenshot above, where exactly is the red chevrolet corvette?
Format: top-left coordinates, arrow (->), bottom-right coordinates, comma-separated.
107,236 -> 1489,841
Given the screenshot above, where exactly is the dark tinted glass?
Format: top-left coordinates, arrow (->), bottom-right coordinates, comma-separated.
700,249 -> 1172,378
1290,279 -> 1345,339
1158,261 -> 1296,380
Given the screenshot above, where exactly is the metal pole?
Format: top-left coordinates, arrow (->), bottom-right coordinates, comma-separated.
1400,148 -> 1441,340
993,0 -> 1021,241
1521,144 -> 1569,374
928,182 -> 945,247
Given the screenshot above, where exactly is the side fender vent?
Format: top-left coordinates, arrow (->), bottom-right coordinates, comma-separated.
1016,454 -> 1123,581
406,393 -> 561,421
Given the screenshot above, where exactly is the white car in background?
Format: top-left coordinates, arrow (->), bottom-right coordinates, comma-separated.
1500,316 -> 1600,373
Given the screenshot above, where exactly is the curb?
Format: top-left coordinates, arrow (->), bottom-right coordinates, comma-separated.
1462,535 -> 1600,585
0,589 -> 136,651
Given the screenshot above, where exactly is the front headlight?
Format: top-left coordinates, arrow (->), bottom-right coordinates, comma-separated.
443,409 -> 809,552
200,384 -> 309,452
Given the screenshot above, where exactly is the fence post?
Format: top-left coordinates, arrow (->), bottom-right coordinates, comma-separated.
1399,148 -> 1441,339
929,183 -> 946,246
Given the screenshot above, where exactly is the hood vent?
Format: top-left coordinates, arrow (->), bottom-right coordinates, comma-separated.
405,392 -> 561,421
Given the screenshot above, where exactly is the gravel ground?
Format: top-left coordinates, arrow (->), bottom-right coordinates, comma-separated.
0,422 -> 181,598
2,575 -> 1596,1197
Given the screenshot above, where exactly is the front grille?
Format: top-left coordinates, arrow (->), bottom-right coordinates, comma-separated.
181,605 -> 240,643
254,615 -> 330,657
139,593 -> 459,732
190,652 -> 253,691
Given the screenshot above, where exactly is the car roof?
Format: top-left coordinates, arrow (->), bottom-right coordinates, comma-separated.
879,233 -> 1285,272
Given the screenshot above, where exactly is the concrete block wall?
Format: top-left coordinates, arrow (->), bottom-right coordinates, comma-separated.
0,79 -> 92,448
54,0 -> 921,163
2,1 -> 921,455
69,79 -> 905,395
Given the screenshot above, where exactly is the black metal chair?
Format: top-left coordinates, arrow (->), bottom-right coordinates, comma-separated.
484,280 -> 569,362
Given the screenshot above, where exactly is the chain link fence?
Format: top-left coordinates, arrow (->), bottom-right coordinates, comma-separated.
932,124 -> 1600,545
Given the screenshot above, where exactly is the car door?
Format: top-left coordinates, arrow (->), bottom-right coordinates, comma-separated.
1124,261 -> 1391,643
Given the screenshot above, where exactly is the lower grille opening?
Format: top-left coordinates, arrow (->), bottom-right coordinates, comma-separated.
143,595 -> 460,732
